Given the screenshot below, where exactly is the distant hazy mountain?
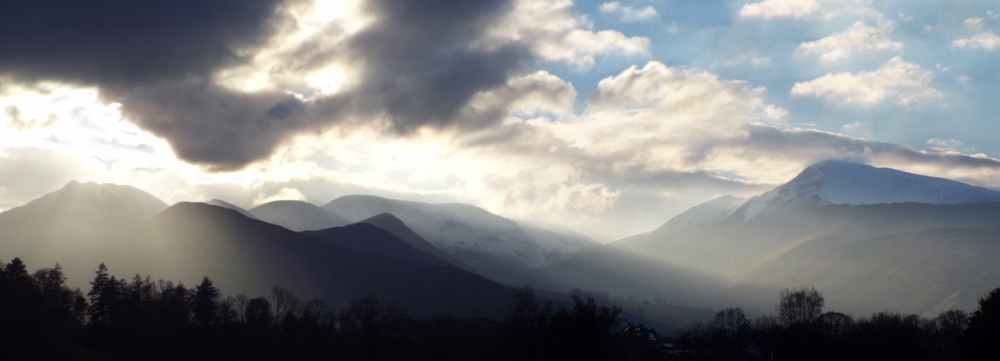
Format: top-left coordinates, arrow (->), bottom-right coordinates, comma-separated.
323,195 -> 599,284
204,199 -> 258,219
600,160 -> 1000,315
356,213 -> 476,273
248,200 -> 351,231
0,181 -> 167,282
730,227 -> 1000,315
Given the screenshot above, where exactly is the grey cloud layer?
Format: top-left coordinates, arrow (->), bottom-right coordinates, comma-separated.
736,125 -> 1000,171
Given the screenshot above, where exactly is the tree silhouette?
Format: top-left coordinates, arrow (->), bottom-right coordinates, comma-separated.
708,307 -> 751,360
777,287 -> 824,326
964,287 -> 1000,360
4,257 -> 33,284
271,285 -> 299,325
245,296 -> 273,328
87,263 -> 119,325
192,276 -> 220,326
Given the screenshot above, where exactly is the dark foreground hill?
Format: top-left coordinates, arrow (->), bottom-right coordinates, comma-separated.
120,202 -> 515,319
0,181 -> 513,319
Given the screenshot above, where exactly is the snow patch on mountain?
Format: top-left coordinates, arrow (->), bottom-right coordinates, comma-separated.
743,160 -> 1000,219
661,195 -> 747,230
324,195 -> 596,270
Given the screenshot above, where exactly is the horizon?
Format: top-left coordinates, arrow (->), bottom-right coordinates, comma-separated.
9,157 -> 1000,243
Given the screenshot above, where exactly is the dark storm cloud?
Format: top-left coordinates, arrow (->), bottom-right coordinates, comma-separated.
0,0 -> 285,85
343,0 -> 528,132
0,0 -> 530,170
113,79 -> 318,170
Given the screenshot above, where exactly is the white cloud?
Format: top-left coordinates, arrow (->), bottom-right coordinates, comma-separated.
841,121 -> 862,132
898,13 -> 912,22
958,75 -> 970,84
927,138 -> 970,152
252,187 -> 307,207
719,53 -> 773,68
599,2 -> 659,22
463,71 -> 577,119
0,80 -> 179,173
481,0 -> 650,68
739,0 -> 874,20
739,0 -> 818,19
952,17 -> 1000,50
791,57 -> 943,106
799,20 -> 903,62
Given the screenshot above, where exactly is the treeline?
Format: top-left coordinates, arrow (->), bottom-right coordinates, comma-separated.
675,287 -> 1000,361
0,257 -> 665,361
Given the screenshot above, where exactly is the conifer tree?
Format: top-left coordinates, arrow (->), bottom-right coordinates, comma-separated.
192,276 -> 220,326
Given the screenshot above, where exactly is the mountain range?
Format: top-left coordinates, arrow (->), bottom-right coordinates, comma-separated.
530,160 -> 1000,316
2,159 -> 999,323
239,194 -> 599,284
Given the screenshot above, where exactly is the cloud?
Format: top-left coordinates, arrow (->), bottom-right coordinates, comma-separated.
599,2 -> 659,22
252,187 -> 307,207
799,20 -> 903,62
841,121 -> 861,132
0,0 -> 284,86
481,0 -> 650,68
952,17 -> 1000,50
718,54 -> 773,68
0,0 -> 648,171
729,125 -> 1000,187
791,57 -> 942,106
739,0 -> 818,19
4,57 -> 998,240
927,138 -> 970,152
738,0 -> 873,20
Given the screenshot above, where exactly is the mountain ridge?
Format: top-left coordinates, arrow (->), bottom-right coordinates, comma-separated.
323,194 -> 598,285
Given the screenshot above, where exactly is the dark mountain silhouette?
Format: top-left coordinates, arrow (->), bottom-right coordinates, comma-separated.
129,202 -> 514,318
356,212 -> 476,273
0,183 -> 513,318
302,222 -> 453,268
248,200 -> 351,231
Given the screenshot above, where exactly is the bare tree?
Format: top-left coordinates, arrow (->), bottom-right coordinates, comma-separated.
271,285 -> 299,324
234,294 -> 248,324
709,307 -> 751,360
777,287 -> 824,325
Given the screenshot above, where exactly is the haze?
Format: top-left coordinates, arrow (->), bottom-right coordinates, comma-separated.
2,0 -> 999,242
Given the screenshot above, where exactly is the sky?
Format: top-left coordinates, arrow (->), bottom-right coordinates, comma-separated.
1,0 -> 999,241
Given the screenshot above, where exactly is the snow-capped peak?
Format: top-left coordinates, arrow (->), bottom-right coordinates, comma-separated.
743,160 -> 1000,219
